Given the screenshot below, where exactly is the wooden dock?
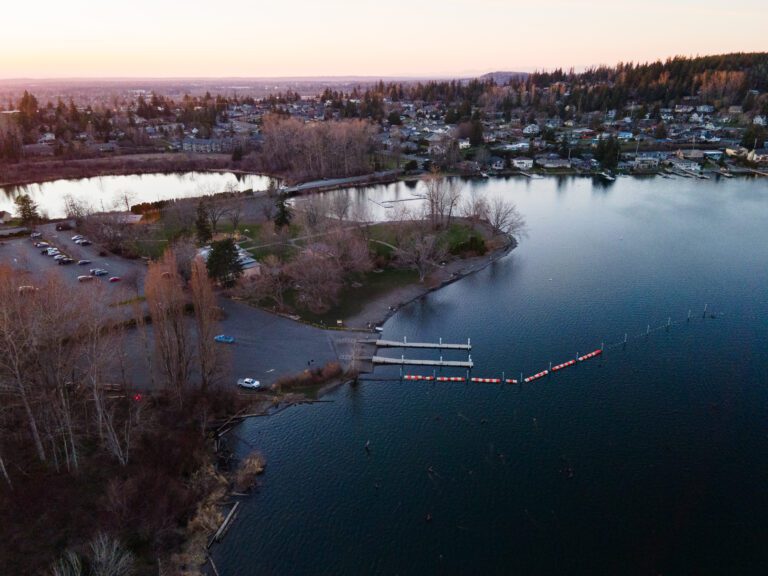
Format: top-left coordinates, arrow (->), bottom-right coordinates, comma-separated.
375,339 -> 471,351
371,356 -> 473,368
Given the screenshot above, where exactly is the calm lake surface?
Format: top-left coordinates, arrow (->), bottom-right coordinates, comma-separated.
0,171 -> 272,219
216,175 -> 768,575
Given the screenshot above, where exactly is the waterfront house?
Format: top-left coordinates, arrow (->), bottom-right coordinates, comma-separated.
512,158 -> 534,170
631,156 -> 660,171
535,154 -> 571,169
672,160 -> 701,172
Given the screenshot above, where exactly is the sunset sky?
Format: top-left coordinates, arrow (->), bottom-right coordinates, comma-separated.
1,0 -> 765,78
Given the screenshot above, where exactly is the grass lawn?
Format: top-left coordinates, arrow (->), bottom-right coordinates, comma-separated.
291,267 -> 419,325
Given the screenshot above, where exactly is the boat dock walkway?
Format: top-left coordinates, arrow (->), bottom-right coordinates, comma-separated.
371,356 -> 474,368
374,339 -> 471,351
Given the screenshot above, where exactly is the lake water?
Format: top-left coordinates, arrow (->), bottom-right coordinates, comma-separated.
0,171 -> 272,219
215,174 -> 768,575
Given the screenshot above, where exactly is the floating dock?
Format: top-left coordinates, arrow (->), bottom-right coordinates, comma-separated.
375,339 -> 471,351
371,356 -> 473,368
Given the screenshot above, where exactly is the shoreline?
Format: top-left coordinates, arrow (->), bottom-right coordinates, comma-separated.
345,235 -> 515,330
0,153 -> 237,188
2,153 -> 759,191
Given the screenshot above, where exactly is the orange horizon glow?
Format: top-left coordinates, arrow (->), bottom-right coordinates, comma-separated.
1,0 -> 765,79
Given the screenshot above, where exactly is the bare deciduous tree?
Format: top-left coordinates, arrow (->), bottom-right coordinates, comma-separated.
286,250 -> 343,313
329,191 -> 352,223
324,226 -> 373,274
423,172 -> 462,229
396,224 -> 447,282
487,196 -> 526,237
260,115 -> 378,180
190,258 -> 220,392
204,199 -> 230,236
145,250 -> 192,405
460,187 -> 490,224
228,197 -> 244,236
241,255 -> 291,310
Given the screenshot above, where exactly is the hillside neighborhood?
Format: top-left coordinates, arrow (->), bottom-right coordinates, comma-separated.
2,55 -> 768,184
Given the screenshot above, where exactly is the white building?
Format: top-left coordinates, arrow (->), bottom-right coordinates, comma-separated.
512,158 -> 534,170
523,124 -> 540,136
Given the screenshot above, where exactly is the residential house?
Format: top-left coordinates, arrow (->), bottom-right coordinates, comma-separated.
0,211 -> 13,224
672,160 -> 701,172
512,158 -> 534,170
631,156 -> 660,171
523,124 -> 540,136
535,154 -> 571,169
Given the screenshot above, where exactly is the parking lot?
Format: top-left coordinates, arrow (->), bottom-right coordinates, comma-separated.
0,222 -> 147,291
1,223 -> 355,391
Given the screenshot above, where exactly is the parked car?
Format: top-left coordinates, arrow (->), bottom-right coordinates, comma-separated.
77,275 -> 95,282
214,334 -> 236,344
77,259 -> 92,266
46,248 -> 60,256
17,285 -> 38,294
89,269 -> 108,276
237,378 -> 261,389
30,232 -> 42,239
58,258 -> 74,265
108,276 -> 121,283
78,240 -> 92,246
53,254 -> 68,261
71,235 -> 84,241
34,242 -> 49,248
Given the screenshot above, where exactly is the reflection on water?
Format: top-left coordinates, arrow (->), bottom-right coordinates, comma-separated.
216,175 -> 768,575
0,171 -> 274,218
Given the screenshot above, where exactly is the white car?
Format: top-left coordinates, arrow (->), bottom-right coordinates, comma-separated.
71,235 -> 84,241
237,378 -> 261,389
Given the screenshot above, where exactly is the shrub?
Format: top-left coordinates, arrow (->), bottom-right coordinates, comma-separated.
234,452 -> 266,492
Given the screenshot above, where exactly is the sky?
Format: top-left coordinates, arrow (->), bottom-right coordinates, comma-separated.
1,0 -> 765,78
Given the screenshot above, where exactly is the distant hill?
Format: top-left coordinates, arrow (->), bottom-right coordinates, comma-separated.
479,71 -> 530,84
